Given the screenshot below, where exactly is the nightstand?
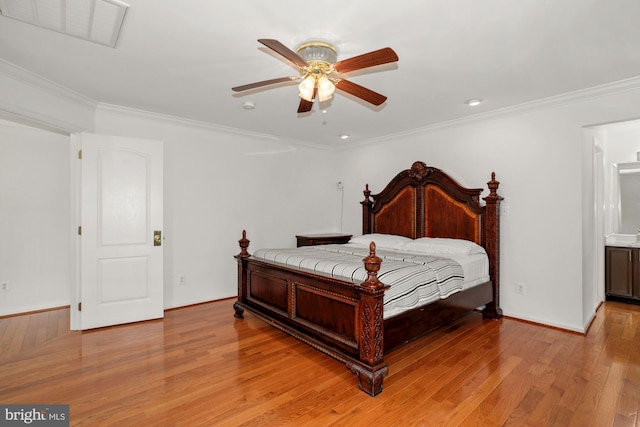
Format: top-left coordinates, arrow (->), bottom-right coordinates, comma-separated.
296,233 -> 352,247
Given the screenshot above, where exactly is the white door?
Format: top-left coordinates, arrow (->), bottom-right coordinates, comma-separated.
79,133 -> 163,330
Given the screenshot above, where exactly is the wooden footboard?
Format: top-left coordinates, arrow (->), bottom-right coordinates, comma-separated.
233,231 -> 390,396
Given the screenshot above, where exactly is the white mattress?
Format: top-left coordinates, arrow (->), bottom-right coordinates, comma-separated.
442,252 -> 490,290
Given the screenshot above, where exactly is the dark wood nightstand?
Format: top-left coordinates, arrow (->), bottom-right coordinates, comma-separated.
296,233 -> 352,247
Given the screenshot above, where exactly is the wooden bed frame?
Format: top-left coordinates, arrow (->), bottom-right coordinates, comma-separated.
233,161 -> 503,396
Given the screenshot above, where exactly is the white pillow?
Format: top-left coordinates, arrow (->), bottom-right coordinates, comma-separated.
401,237 -> 485,255
348,233 -> 413,250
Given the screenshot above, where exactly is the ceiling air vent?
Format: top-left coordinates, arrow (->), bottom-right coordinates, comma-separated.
0,0 -> 129,48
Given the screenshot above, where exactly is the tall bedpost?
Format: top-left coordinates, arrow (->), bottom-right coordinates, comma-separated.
346,242 -> 389,396
482,173 -> 503,319
233,230 -> 251,319
361,184 -> 373,235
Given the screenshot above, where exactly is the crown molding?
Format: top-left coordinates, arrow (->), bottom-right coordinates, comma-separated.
0,104 -> 84,135
352,75 -> 640,149
0,58 -> 97,109
95,103 -> 333,151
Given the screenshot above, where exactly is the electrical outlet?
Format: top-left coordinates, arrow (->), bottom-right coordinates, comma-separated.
336,181 -> 344,189
516,282 -> 526,295
0,281 -> 9,292
178,276 -> 185,286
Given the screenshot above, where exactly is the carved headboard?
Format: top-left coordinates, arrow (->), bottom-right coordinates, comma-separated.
362,161 -> 491,244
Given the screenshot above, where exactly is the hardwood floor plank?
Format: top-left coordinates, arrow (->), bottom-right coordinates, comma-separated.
460,363 -> 535,426
502,388 -> 546,426
591,352 -> 630,426
439,355 -> 523,426
3,315 -> 28,361
614,378 -> 640,427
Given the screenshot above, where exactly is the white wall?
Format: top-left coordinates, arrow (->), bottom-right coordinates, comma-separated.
0,120 -> 71,315
335,89 -> 640,332
94,105 -> 340,309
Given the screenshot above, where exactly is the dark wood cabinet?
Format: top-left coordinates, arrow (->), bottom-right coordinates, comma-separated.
296,233 -> 352,247
605,246 -> 640,301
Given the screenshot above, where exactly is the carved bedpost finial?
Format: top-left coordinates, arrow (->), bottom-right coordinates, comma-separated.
361,184 -> 374,235
362,242 -> 383,289
237,230 -> 251,259
485,172 -> 502,201
362,184 -> 371,203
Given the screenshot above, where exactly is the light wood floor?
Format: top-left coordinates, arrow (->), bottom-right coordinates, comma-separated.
1,300 -> 639,426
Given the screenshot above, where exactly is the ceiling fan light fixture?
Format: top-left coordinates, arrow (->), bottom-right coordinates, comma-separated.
298,75 -> 316,101
296,41 -> 338,102
317,75 -> 335,102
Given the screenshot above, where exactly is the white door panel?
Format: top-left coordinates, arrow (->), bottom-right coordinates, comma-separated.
100,148 -> 149,245
79,133 -> 163,330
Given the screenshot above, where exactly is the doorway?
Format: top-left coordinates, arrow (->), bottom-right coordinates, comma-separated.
70,133 -> 164,330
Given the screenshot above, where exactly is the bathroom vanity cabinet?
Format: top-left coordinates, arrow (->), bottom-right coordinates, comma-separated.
605,245 -> 640,301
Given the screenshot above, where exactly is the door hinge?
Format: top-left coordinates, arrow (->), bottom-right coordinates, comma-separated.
78,302 -> 82,311
78,226 -> 82,236
78,149 -> 82,159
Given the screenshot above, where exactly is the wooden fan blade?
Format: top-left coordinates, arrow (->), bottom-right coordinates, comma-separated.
297,87 -> 316,113
335,79 -> 387,106
297,98 -> 313,113
258,39 -> 309,68
333,47 -> 398,74
232,77 -> 297,92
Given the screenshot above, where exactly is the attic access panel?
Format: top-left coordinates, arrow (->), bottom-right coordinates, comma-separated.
0,0 -> 128,47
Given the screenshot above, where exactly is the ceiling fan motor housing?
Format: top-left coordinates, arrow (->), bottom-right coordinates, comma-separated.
296,41 -> 337,67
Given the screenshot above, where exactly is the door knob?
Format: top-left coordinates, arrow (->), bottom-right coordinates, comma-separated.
154,230 -> 162,246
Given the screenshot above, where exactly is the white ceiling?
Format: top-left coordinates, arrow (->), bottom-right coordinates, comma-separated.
2,0 -> 640,148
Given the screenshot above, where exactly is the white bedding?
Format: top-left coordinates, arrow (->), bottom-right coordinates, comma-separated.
252,242 -> 489,319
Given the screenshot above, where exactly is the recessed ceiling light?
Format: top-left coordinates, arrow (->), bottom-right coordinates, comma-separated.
242,101 -> 255,110
466,99 -> 482,107
339,134 -> 350,140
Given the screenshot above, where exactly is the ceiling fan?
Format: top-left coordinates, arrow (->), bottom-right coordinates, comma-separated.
232,39 -> 399,113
